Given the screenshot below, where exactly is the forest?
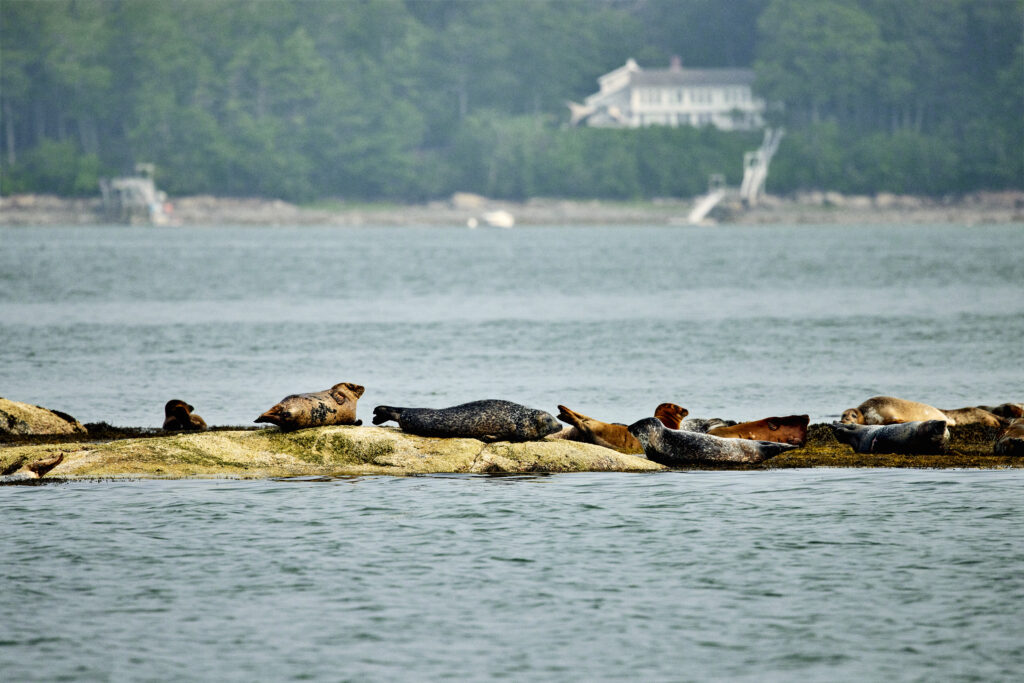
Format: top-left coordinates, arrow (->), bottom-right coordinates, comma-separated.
1,0 -> 1021,201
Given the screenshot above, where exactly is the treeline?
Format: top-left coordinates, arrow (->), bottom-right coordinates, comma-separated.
0,0 -> 1020,201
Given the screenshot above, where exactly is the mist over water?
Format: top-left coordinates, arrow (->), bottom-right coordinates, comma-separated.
0,223 -> 1021,426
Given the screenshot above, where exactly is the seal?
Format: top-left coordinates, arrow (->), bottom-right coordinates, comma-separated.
977,403 -> 1024,420
994,419 -> 1024,457
256,382 -> 364,431
708,414 -> 809,446
626,417 -> 797,465
163,399 -> 208,431
371,399 -> 561,442
26,454 -> 64,478
676,417 -> 734,433
555,405 -> 644,454
840,396 -> 951,426
653,403 -> 690,429
939,407 -> 1002,427
830,420 -> 949,454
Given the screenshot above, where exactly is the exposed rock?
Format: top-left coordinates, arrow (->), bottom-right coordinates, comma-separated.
0,425 -> 662,479
0,397 -> 87,436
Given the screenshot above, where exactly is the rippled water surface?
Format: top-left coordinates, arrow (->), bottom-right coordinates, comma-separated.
2,223 -> 1023,680
3,472 -> 1024,681
0,224 -> 1021,425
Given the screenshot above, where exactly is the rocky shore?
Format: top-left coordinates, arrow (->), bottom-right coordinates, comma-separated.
2,190 -> 1022,227
1,422 -> 1017,481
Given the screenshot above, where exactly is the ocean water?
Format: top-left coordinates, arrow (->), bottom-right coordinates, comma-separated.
0,224 -> 1021,425
3,472 -> 1024,681
2,222 -> 1023,680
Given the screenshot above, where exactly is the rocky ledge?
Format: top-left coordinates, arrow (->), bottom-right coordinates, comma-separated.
1,423 -> 1018,480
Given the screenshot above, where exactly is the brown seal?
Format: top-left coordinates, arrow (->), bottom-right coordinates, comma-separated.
708,414 -> 809,446
555,405 -> 643,454
163,400 -> 208,431
653,403 -> 689,429
256,383 -> 364,431
939,407 -> 1002,428
840,396 -> 950,426
994,418 -> 1024,457
977,403 -> 1024,420
627,417 -> 797,465
26,454 -> 64,478
830,420 -> 950,454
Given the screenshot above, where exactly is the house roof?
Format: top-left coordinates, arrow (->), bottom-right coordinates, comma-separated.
630,68 -> 755,87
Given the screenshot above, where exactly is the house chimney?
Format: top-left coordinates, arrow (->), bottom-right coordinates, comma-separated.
670,55 -> 682,71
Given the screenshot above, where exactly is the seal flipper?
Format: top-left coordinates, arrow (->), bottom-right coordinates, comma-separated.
372,406 -> 402,426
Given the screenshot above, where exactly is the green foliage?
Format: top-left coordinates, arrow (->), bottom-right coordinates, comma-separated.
0,0 -> 1020,201
2,140 -> 104,195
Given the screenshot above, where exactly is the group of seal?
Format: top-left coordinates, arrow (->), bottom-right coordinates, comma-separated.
242,385 -> 1023,465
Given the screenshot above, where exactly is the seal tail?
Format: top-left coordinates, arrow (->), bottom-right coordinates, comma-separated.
372,406 -> 402,426
556,405 -> 586,430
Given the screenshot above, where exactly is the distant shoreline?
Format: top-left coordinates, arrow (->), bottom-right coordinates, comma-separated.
2,190 -> 1022,227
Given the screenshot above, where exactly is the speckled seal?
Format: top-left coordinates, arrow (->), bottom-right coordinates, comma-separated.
830,420 -> 949,455
626,417 -> 797,465
372,399 -> 562,442
163,399 -> 208,431
676,417 -> 734,433
256,382 -> 364,431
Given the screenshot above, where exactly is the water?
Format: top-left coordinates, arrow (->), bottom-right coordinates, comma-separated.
2,223 -> 1023,680
3,472 -> 1023,681
0,224 -> 1021,426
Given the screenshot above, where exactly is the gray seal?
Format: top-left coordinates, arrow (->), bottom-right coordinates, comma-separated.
626,417 -> 797,465
372,400 -> 562,442
677,417 -> 734,433
830,420 -> 949,454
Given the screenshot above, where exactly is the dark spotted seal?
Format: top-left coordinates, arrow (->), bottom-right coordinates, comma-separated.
830,420 -> 949,454
626,417 -> 797,465
372,400 -> 561,442
256,382 -> 364,431
994,418 -> 1024,457
163,399 -> 208,431
841,396 -> 949,425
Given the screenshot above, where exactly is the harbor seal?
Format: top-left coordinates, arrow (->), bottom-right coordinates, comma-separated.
978,403 -> 1024,420
830,420 -> 949,454
26,454 -> 64,478
708,414 -> 809,446
653,403 -> 689,429
554,405 -> 643,454
163,399 -> 208,431
256,382 -> 364,431
371,400 -> 561,442
994,418 -> 1024,457
627,417 -> 797,465
939,407 -> 1002,427
676,417 -> 734,433
841,396 -> 950,426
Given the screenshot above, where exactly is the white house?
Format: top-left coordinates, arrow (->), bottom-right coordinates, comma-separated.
569,57 -> 765,131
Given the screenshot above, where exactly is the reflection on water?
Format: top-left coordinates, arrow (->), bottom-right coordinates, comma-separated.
1,224 -> 1021,427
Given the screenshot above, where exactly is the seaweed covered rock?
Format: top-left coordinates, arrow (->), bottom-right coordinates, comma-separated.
0,397 -> 87,436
